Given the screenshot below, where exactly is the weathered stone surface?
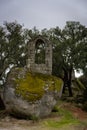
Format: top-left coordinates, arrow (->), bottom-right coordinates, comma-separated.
3,67 -> 63,118
27,35 -> 52,75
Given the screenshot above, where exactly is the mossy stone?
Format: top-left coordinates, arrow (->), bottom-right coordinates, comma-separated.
13,68 -> 63,102
4,67 -> 63,118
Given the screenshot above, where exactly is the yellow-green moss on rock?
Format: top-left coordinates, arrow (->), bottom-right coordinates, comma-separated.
15,70 -> 63,102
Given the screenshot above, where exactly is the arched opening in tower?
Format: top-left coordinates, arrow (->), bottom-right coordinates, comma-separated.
35,39 -> 45,64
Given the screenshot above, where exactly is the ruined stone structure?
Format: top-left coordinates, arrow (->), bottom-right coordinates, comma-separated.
27,35 -> 52,75
3,35 -> 63,118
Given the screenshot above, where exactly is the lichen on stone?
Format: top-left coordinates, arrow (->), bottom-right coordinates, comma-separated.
14,69 -> 63,102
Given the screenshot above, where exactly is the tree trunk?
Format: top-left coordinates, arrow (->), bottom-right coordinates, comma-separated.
62,66 -> 73,97
67,67 -> 73,97
62,68 -> 68,94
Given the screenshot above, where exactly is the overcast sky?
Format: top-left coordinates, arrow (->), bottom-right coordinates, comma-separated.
0,0 -> 87,30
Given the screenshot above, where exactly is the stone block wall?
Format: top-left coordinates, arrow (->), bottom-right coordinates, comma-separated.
27,35 -> 52,75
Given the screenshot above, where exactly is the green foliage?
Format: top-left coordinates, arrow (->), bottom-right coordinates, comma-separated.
4,21 -> 26,66
0,26 -> 8,84
0,21 -> 27,87
0,20 -> 87,98
51,21 -> 87,96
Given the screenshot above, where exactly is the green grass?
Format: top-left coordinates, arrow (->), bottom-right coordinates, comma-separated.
44,107 -> 80,128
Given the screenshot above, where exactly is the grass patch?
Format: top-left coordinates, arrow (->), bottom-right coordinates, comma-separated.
44,108 -> 80,128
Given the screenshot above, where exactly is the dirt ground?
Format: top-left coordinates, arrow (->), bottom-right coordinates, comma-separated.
0,102 -> 87,130
0,118 -> 86,130
60,102 -> 87,120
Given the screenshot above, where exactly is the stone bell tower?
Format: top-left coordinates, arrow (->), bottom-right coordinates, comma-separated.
27,35 -> 52,75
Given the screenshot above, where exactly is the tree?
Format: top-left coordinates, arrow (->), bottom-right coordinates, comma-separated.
0,26 -> 8,85
0,21 -> 27,86
24,26 -> 40,41
52,22 -> 87,96
1,20 -> 87,97
4,21 -> 27,66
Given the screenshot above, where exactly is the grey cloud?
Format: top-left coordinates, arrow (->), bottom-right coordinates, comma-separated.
0,0 -> 87,29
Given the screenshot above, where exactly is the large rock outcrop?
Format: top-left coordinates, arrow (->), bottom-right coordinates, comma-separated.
3,67 -> 63,118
